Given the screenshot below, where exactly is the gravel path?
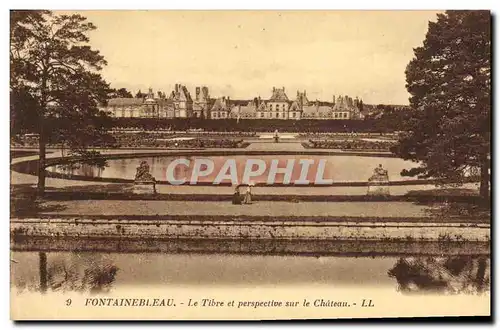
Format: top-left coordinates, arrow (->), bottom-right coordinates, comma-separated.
39,200 -> 432,218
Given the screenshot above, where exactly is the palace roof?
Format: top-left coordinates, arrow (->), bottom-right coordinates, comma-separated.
108,98 -> 144,106
269,87 -> 289,102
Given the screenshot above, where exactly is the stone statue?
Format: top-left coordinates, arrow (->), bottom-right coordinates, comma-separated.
133,161 -> 156,194
133,161 -> 157,194
369,164 -> 389,181
367,164 -> 390,196
134,161 -> 156,183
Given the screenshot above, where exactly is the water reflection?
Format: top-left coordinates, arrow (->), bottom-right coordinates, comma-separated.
14,252 -> 119,294
47,155 -> 417,183
11,251 -> 489,295
388,256 -> 490,295
55,162 -> 106,179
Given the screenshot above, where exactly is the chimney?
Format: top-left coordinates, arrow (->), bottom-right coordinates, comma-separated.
273,87 -> 276,92
282,86 -> 285,92
332,95 -> 336,104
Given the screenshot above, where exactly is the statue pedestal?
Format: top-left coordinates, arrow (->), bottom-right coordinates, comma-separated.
367,175 -> 390,196
133,181 -> 157,194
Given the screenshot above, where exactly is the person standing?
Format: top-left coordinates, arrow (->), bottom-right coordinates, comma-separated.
232,186 -> 242,205
243,184 -> 252,204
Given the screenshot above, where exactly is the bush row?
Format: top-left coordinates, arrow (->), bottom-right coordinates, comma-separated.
163,139 -> 245,149
299,132 -> 399,138
110,128 -> 256,137
110,118 -> 398,133
13,132 -> 247,149
308,139 -> 396,151
113,133 -> 244,149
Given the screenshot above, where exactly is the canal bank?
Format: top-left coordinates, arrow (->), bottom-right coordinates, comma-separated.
11,217 -> 490,243
11,235 -> 490,256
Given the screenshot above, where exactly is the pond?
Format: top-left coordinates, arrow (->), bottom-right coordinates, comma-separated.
10,250 -> 490,295
47,155 -> 419,184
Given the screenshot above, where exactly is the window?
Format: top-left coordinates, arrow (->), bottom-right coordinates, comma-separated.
334,113 -> 338,118
292,112 -> 296,118
260,112 -> 264,118
276,113 -> 279,118
344,113 -> 348,118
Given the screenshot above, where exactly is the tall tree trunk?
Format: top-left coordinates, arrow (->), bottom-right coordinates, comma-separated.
37,119 -> 46,196
37,67 -> 49,197
479,151 -> 490,201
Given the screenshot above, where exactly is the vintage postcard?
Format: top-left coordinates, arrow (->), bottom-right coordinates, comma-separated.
10,10 -> 491,320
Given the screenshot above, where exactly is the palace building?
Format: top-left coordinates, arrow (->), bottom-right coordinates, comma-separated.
103,85 -> 364,120
211,87 -> 363,120
102,84 -> 197,119
103,88 -> 166,118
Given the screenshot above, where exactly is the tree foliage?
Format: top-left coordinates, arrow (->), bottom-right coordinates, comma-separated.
10,10 -> 113,194
135,90 -> 147,99
393,11 -> 491,198
108,87 -> 133,99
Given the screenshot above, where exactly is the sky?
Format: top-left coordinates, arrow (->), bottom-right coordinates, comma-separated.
64,10 -> 441,105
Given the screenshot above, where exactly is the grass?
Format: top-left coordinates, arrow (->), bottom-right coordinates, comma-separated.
10,150 -> 39,158
10,185 -> 67,216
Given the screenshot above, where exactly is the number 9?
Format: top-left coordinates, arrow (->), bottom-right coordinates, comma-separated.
66,299 -> 72,306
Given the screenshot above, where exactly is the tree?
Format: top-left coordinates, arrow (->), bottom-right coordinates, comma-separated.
135,90 -> 146,99
394,11 -> 491,200
10,11 -> 113,195
108,87 -> 133,98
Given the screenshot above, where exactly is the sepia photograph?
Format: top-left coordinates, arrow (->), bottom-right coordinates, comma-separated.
9,9 -> 491,320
